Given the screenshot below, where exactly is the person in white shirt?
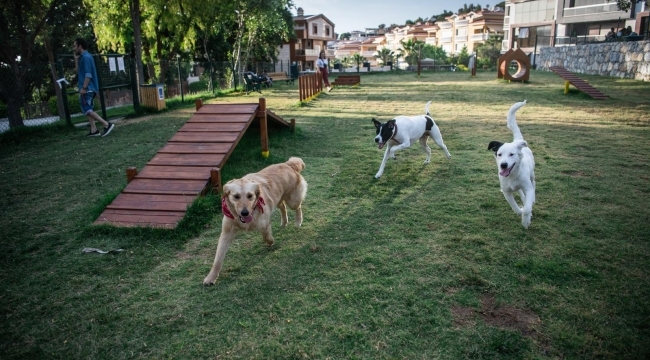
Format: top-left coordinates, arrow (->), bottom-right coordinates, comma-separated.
316,51 -> 331,92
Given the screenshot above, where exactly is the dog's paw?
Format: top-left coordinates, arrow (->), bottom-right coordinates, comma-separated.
423,159 -> 430,164
522,213 -> 532,229
202,276 -> 216,286
374,174 -> 381,179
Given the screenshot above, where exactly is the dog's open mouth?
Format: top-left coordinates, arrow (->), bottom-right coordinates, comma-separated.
378,142 -> 385,149
500,163 -> 515,177
239,215 -> 253,223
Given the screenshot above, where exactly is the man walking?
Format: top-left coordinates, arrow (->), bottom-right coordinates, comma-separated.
73,37 -> 114,137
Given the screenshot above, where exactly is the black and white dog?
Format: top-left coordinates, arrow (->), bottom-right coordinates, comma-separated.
488,100 -> 536,229
371,101 -> 451,179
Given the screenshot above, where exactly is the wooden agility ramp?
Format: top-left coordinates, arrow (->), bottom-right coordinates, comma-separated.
549,66 -> 609,100
94,98 -> 294,229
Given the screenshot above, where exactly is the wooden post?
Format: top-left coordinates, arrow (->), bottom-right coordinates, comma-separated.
259,97 -> 269,158
299,76 -> 304,101
210,168 -> 221,193
564,80 -> 570,94
126,167 -> 138,183
290,118 -> 296,133
195,98 -> 203,111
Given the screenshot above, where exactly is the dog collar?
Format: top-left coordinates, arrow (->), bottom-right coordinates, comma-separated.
221,196 -> 266,219
388,123 -> 400,144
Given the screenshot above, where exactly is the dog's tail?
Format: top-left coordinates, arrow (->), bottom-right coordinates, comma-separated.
507,100 -> 527,141
286,157 -> 305,173
424,100 -> 432,115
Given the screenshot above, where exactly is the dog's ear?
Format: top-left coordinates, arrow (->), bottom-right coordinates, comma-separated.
387,119 -> 396,129
372,118 -> 381,129
222,182 -> 234,198
253,182 -> 262,199
515,140 -> 528,150
487,141 -> 503,153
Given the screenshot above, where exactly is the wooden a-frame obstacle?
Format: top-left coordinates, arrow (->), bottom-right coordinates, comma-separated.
94,98 -> 295,229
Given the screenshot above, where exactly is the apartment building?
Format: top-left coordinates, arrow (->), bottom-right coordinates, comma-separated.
436,10 -> 505,55
503,0 -> 646,54
276,7 -> 336,72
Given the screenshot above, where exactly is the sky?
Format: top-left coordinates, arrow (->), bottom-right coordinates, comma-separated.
292,0 -> 469,34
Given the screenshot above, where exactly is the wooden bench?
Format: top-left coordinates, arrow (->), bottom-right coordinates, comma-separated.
332,75 -> 360,86
267,72 -> 294,84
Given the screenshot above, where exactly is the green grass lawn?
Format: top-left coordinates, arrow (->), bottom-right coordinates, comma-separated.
1,70 -> 649,359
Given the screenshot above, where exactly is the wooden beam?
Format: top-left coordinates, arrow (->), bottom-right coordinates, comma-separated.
126,167 -> 138,183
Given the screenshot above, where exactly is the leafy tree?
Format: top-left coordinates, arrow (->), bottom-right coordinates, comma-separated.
340,55 -> 353,71
474,34 -> 503,69
339,32 -> 351,40
0,0 -> 65,128
456,45 -> 471,66
405,20 -> 414,25
378,24 -> 386,29
607,0 -> 648,11
421,44 -> 447,63
433,10 -> 454,22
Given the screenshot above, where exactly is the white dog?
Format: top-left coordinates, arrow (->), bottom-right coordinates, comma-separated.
203,157 -> 307,285
487,100 -> 535,229
371,101 -> 451,178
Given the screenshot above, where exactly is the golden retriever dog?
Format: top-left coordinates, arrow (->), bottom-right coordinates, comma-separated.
203,157 -> 307,285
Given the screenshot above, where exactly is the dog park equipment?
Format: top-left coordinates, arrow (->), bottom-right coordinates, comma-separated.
332,75 -> 361,86
298,72 -> 324,101
497,48 -> 530,82
140,84 -> 166,110
94,98 -> 295,229
549,66 -> 609,100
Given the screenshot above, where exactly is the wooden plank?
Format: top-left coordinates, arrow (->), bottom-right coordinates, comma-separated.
179,123 -> 247,132
187,114 -> 254,123
101,209 -> 186,216
147,153 -> 225,167
136,166 -> 213,180
169,132 -> 240,143
94,219 -> 178,229
196,104 -> 258,114
122,179 -> 208,194
106,193 -> 197,211
95,212 -> 185,225
158,143 -> 232,154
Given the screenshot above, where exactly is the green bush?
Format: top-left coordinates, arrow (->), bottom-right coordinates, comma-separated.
188,80 -> 208,93
0,103 -> 7,118
457,64 -> 469,71
48,94 -> 100,115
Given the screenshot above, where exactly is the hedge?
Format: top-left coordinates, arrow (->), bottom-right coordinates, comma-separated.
48,95 -> 99,115
189,80 -> 208,93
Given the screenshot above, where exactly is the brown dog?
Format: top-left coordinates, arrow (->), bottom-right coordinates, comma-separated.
203,157 -> 308,285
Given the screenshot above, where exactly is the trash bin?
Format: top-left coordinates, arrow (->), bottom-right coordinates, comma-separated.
387,61 -> 393,70
363,62 -> 370,71
140,84 -> 166,111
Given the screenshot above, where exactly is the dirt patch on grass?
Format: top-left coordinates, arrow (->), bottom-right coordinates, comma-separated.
451,294 -> 542,339
478,294 -> 541,339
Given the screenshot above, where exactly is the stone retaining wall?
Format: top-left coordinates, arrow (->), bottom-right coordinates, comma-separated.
536,40 -> 650,81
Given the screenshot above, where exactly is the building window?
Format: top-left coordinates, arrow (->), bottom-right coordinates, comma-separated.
325,26 -> 330,36
313,24 -> 318,34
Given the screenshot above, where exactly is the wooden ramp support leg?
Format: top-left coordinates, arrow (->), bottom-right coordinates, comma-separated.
564,81 -> 570,94
126,167 -> 138,183
196,98 -> 203,110
259,98 -> 269,158
211,168 -> 221,193
290,118 -> 296,133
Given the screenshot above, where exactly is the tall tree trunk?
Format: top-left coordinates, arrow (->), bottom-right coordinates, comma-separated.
44,38 -> 66,120
6,62 -> 25,129
130,0 -> 145,87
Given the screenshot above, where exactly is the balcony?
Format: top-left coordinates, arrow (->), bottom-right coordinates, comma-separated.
425,38 -> 437,45
563,3 -> 620,17
470,33 -> 489,42
438,22 -> 452,29
440,37 -> 452,43
455,36 -> 468,42
501,39 -> 510,52
361,51 -> 376,57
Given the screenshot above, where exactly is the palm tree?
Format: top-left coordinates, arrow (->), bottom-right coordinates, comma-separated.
400,38 -> 425,66
374,48 -> 394,66
352,53 -> 365,72
340,56 -> 353,72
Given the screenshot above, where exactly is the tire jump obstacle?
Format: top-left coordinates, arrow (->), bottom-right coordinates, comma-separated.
497,48 -> 530,82
94,98 -> 294,229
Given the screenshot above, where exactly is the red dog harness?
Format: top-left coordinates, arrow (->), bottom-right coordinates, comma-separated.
222,196 -> 266,219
